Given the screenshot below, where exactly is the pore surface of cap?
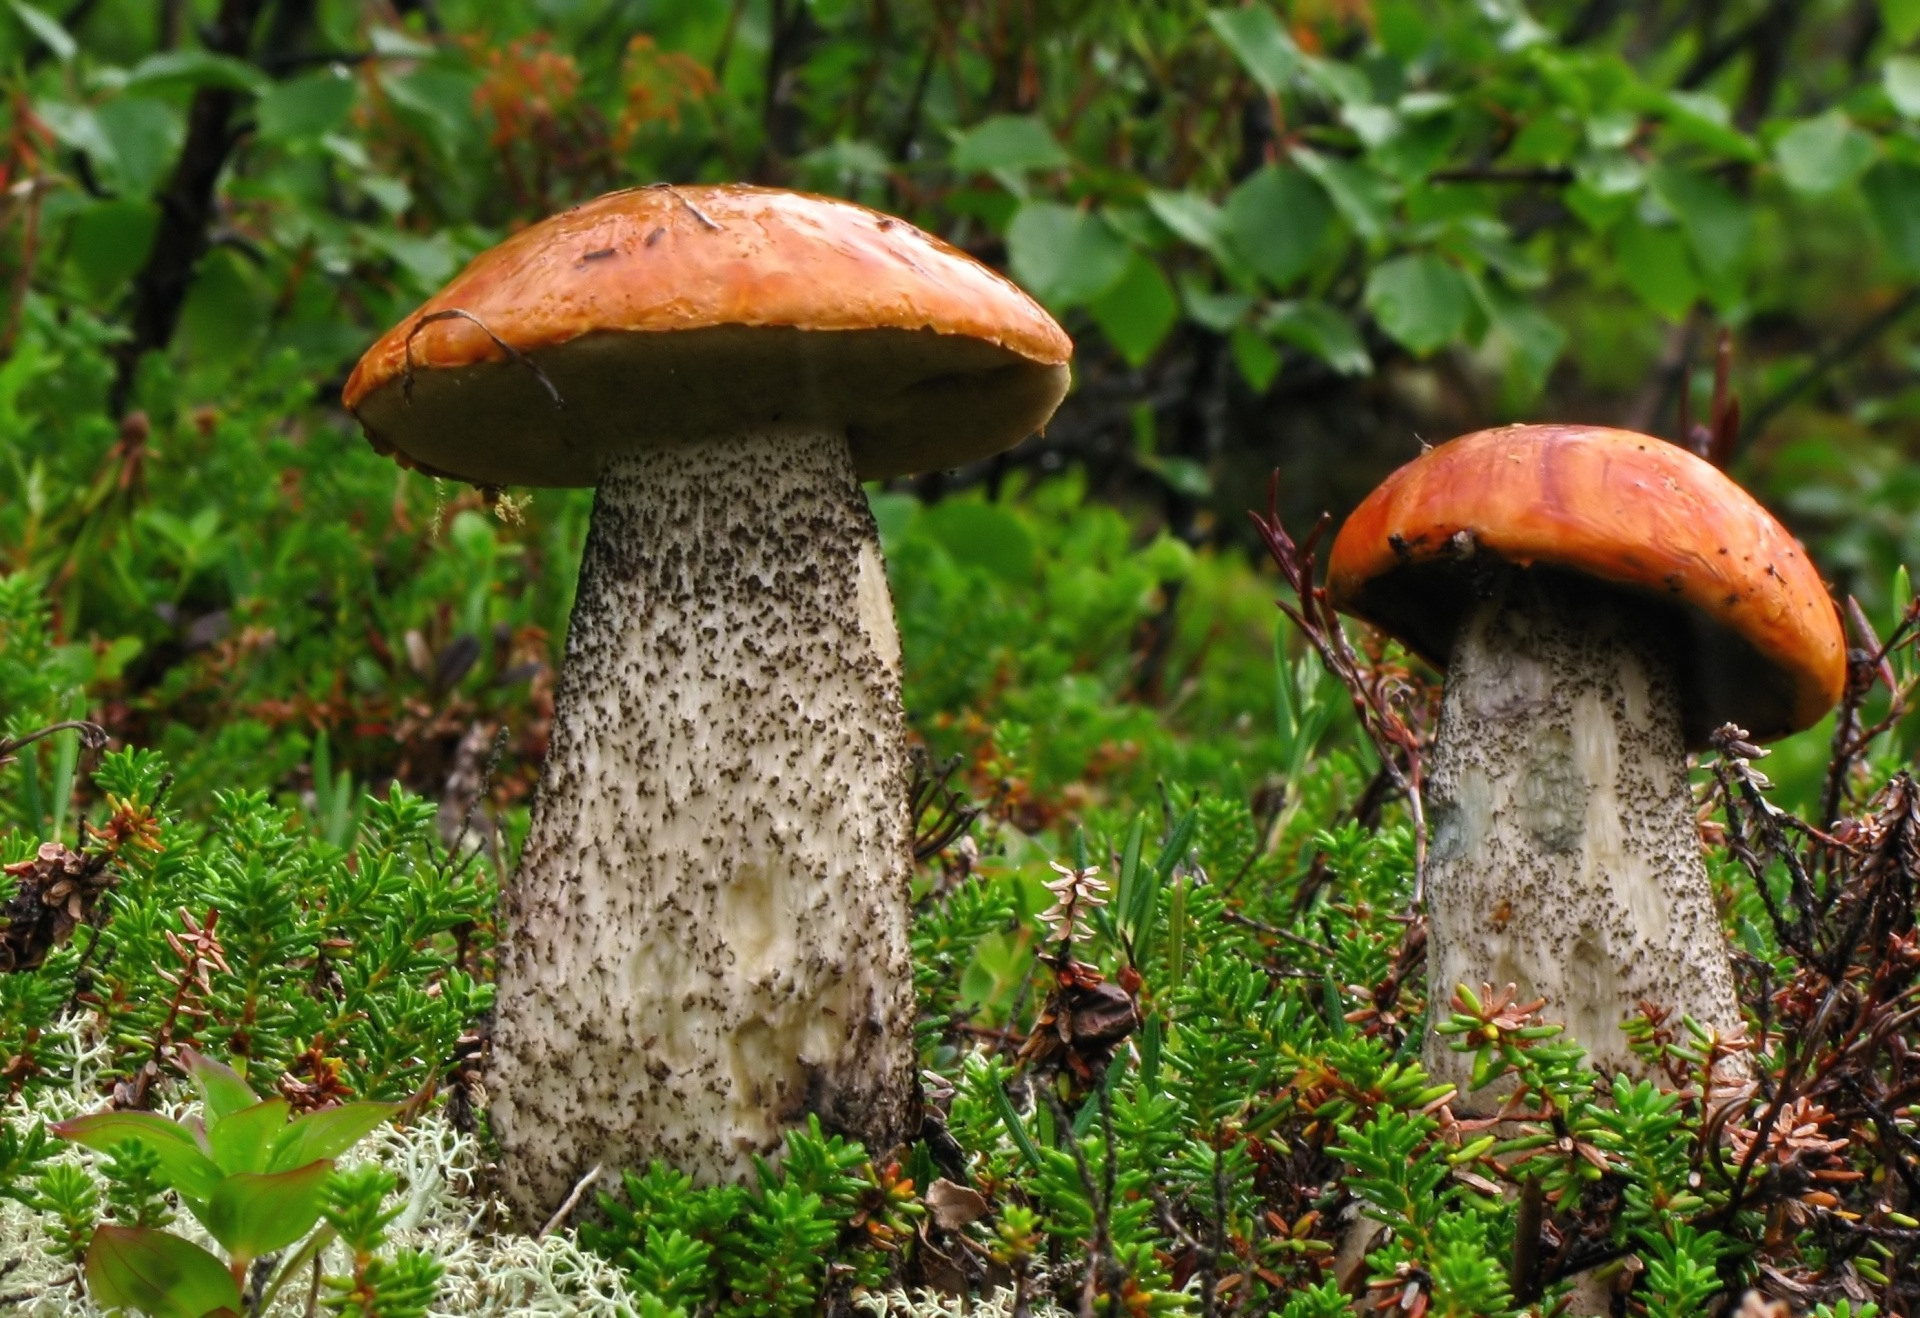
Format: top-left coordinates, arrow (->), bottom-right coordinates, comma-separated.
344,185 -> 1073,486
1326,423 -> 1845,745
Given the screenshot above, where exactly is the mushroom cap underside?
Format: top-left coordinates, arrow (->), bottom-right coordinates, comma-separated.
1326,423 -> 1846,746
344,185 -> 1073,485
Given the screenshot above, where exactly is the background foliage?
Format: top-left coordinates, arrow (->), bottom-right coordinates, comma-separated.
6,0 -> 1920,1314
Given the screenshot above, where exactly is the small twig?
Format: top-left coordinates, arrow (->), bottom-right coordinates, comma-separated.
536,1163 -> 603,1238
402,310 -> 563,410
643,182 -> 723,230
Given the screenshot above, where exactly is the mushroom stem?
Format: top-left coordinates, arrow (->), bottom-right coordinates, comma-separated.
1422,572 -> 1741,1098
489,425 -> 917,1223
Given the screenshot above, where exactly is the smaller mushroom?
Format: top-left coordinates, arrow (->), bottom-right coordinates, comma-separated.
1327,424 -> 1844,1095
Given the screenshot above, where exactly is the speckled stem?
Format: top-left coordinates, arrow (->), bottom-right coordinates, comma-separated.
1423,574 -> 1741,1100
488,425 -> 917,1225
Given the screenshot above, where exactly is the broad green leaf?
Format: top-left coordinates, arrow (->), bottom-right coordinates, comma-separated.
380,68 -> 480,159
1005,202 -> 1130,307
67,199 -> 160,300
1470,274 -> 1566,401
1089,254 -> 1178,367
1656,89 -> 1761,161
1264,301 -> 1370,375
1887,56 -> 1920,119
1290,147 -> 1395,243
94,96 -> 185,198
1205,7 -> 1300,95
1302,56 -> 1373,109
10,1 -> 72,61
203,1162 -> 335,1259
1178,274 -> 1252,331
125,50 -> 270,96
364,229 -> 459,286
207,1098 -> 289,1176
1649,164 -> 1750,281
1225,165 -> 1330,288
1863,160 -> 1920,273
86,1226 -> 241,1318
917,503 -> 1037,585
1575,148 -> 1645,197
267,1101 -> 399,1173
1363,253 -> 1470,355
1885,0 -> 1920,44
257,69 -> 357,142
951,115 -> 1069,174
1586,108 -> 1638,149
54,1112 -> 223,1202
1230,324 -> 1281,391
1774,111 -> 1876,196
184,1051 -> 258,1124
1614,219 -> 1698,321
1145,190 -> 1230,261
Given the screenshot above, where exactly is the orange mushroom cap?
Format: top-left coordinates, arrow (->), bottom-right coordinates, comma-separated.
344,185 -> 1073,486
1326,424 -> 1846,746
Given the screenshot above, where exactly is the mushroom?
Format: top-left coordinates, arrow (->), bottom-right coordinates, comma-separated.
343,184 -> 1071,1222
1326,424 -> 1843,1096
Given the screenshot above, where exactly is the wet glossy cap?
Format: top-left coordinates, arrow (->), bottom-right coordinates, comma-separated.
1326,424 -> 1845,746
343,185 -> 1073,485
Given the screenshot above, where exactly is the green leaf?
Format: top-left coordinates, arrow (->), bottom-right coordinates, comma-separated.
1225,165 -> 1331,288
10,1 -> 73,61
1179,274 -> 1253,331
203,1162 -> 335,1259
1887,56 -> 1920,119
1614,219 -> 1698,321
1885,0 -> 1920,44
67,199 -> 160,300
53,1113 -> 223,1203
1774,111 -> 1877,196
1230,324 -> 1282,391
207,1099 -> 288,1176
86,1226 -> 242,1318
1363,253 -> 1470,355
1648,164 -> 1750,281
1145,189 -> 1231,262
1089,254 -> 1178,367
267,1102 -> 399,1173
1264,301 -> 1370,375
1863,160 -> 1920,273
257,69 -> 358,142
184,1051 -> 259,1124
1205,7 -> 1300,96
1655,89 -> 1761,161
1005,202 -> 1131,307
950,115 -> 1070,174
93,96 -> 186,198
125,50 -> 271,96
1471,275 -> 1566,400
1290,147 -> 1395,243
1114,814 -> 1151,947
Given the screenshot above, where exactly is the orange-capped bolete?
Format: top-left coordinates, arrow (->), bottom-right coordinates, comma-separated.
346,184 -> 1071,1224
1327,424 -> 1843,1094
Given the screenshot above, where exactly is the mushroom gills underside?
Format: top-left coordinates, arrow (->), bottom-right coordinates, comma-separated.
1421,573 -> 1742,1100
487,423 -> 917,1224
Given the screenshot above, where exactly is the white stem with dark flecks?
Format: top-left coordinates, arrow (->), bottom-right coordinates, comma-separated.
1422,574 -> 1742,1098
488,426 -> 917,1225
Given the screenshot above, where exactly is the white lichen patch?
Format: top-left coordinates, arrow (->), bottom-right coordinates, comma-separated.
492,424 -> 918,1224
1422,576 -> 1741,1098
0,1032 -> 641,1317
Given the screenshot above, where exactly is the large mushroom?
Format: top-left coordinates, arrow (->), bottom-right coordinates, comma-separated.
344,185 -> 1071,1222
1326,424 -> 1844,1095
